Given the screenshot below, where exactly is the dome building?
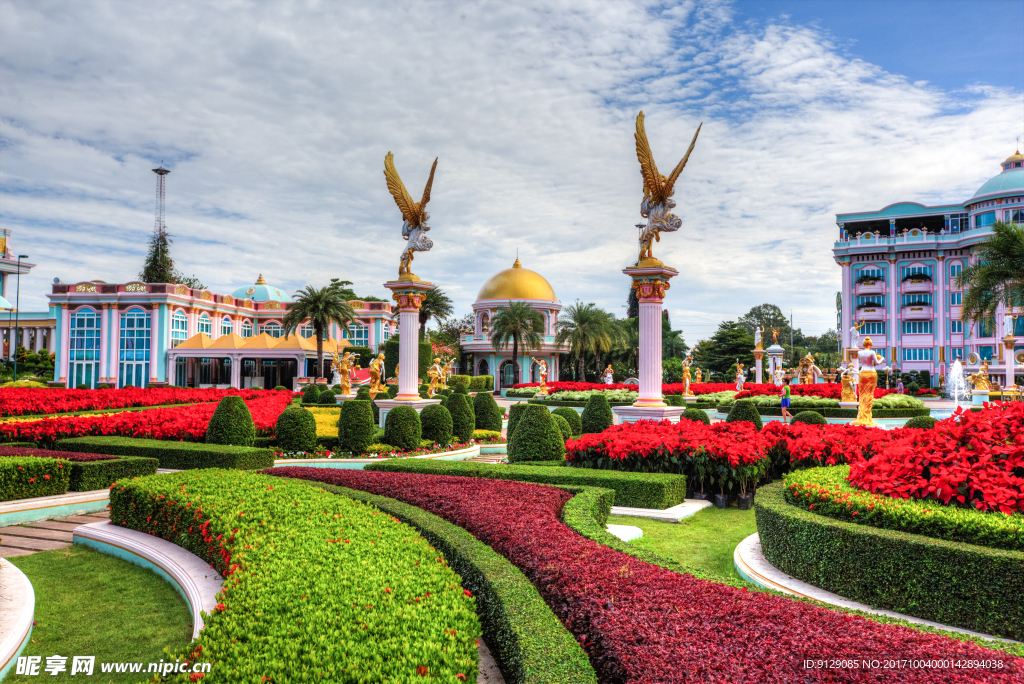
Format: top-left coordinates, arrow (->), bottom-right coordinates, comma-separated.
833,150 -> 1024,387
461,258 -> 566,391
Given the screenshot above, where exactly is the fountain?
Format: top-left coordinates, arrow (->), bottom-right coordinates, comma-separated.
948,360 -> 968,412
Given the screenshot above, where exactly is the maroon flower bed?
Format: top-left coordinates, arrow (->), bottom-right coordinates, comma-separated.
270,467 -> 1022,683
0,446 -> 119,462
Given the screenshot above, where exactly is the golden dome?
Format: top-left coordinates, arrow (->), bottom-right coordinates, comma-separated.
476,258 -> 558,302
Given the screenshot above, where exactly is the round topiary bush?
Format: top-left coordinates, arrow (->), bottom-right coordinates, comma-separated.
792,411 -> 827,425
681,407 -> 711,425
552,413 -> 573,442
508,405 -> 565,463
447,393 -> 475,444
506,403 -> 528,438
205,395 -> 256,446
274,385 -> 288,391
275,407 -> 317,453
332,384 -> 343,391
77,383 -> 90,390
317,383 -> 330,392
907,381 -> 921,394
387,384 -> 399,399
384,405 -> 422,452
420,404 -> 453,447
551,407 -> 582,436
725,399 -> 763,431
472,392 -> 503,432
319,391 -> 337,405
354,387 -> 370,401
904,415 -> 938,430
301,385 -> 320,405
339,400 -> 376,455
581,394 -> 613,434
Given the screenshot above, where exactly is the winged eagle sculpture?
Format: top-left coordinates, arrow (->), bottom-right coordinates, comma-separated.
384,152 -> 437,279
634,111 -> 701,264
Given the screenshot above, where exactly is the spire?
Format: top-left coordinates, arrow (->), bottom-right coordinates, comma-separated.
255,274 -> 267,285
512,258 -> 522,268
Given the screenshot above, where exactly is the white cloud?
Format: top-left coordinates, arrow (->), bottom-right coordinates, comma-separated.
1,0 -> 1018,343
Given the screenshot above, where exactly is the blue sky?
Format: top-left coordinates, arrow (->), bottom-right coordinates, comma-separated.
1,0 -> 1021,344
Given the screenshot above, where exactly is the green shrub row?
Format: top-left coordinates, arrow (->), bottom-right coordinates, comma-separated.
470,376 -> 493,392
68,456 -> 159,491
339,400 -> 375,455
755,482 -> 1024,640
110,470 -> 482,680
56,437 -> 275,470
306,481 -> 597,684
716,405 -> 931,418
366,459 -> 687,509
0,457 -> 70,500
783,466 -> 1024,551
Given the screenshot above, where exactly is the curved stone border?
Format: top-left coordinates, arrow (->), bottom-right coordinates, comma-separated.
273,443 -> 483,469
0,558 -> 34,682
0,489 -> 110,527
73,521 -> 223,640
734,533 -> 1019,644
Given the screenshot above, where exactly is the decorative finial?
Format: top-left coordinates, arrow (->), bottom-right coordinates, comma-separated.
255,274 -> 267,285
512,257 -> 522,268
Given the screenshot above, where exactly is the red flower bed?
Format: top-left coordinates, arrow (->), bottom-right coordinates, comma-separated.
270,468 -> 1022,683
0,387 -> 277,417
735,383 -> 894,400
514,381 -> 750,396
0,392 -> 292,447
0,446 -> 120,462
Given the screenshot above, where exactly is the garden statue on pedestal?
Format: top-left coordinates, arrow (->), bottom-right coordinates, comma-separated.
839,363 -> 858,402
533,356 -> 549,396
754,326 -> 763,350
682,356 -> 694,397
851,338 -> 888,427
773,363 -> 785,387
735,361 -> 745,391
367,352 -> 387,400
331,350 -> 360,397
695,368 -> 702,384
968,362 -> 991,391
441,359 -> 455,390
427,357 -> 443,396
603,364 -> 614,385
384,152 -> 437,280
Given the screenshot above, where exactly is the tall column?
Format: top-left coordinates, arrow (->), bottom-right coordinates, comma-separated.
888,256 -> 898,367
230,353 -> 241,388
34,327 -> 43,352
99,305 -> 110,382
840,261 -> 851,348
935,255 -> 946,384
150,304 -> 160,383
396,296 -> 426,400
59,305 -> 70,384
109,307 -> 120,387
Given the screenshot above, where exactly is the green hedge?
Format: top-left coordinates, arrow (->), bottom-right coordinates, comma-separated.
580,394 -> 613,434
307,481 -> 597,684
551,407 -> 582,436
383,339 -> 431,384
529,397 -> 631,408
681,408 -> 711,425
0,457 -> 70,500
339,400 -> 375,455
384,405 -> 422,452
755,482 -> 1024,640
449,375 -> 471,393
715,405 -> 932,418
365,459 -> 687,509
447,393 -> 475,444
507,405 -> 564,463
469,375 -> 493,392
68,456 -> 159,491
420,404 -> 453,447
110,470 -> 482,680
275,407 -> 317,453
473,392 -> 503,432
56,437 -> 275,471
726,399 -> 763,431
205,395 -> 256,446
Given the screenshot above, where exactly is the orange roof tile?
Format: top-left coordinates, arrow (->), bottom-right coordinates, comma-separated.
174,333 -> 216,349
209,332 -> 246,349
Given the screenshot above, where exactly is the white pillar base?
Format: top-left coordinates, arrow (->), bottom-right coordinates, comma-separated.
683,395 -> 699,404
612,405 -> 686,425
375,398 -> 443,428
838,401 -> 859,410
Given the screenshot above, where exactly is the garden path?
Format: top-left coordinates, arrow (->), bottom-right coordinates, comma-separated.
0,510 -> 109,558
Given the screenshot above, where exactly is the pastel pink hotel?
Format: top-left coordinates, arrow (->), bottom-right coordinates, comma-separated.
0,245 -> 397,389
835,150 -> 1024,386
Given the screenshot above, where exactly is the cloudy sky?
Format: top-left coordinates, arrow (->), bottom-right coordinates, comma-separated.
2,0 -> 1022,344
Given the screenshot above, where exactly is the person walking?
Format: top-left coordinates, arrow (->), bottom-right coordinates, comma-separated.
781,383 -> 793,424
897,379 -> 905,395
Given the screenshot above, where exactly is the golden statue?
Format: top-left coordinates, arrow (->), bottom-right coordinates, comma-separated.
851,338 -> 887,427
426,357 -> 443,396
682,356 -> 694,397
839,364 -> 857,403
939,372 -> 946,389
367,353 -> 387,400
532,356 -> 549,395
384,152 -> 437,280
772,328 -> 779,344
754,326 -> 763,351
603,364 -> 614,384
968,362 -> 991,392
440,359 -> 455,390
735,361 -> 745,391
695,368 -> 703,384
634,111 -> 701,264
331,350 -> 360,396
387,362 -> 399,386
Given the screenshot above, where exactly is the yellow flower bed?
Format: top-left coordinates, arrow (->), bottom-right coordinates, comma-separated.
306,406 -> 341,437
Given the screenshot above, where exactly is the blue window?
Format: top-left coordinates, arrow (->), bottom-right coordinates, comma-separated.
902,348 -> 933,361
979,345 -> 994,361
856,267 -> 884,282
260,322 -> 283,338
979,319 -> 995,337
119,311 -> 151,361
901,294 -> 932,307
241,320 -> 253,338
70,310 -> 100,361
859,321 -> 885,335
950,292 -> 962,305
198,314 -> 212,335
949,263 -> 963,278
900,265 -> 933,279
221,318 -> 232,336
975,211 -> 995,228
950,320 -> 963,334
171,311 -> 188,347
1015,316 -> 1024,336
950,348 -> 963,360
902,321 -> 932,334
347,323 -> 368,346
855,295 -> 885,308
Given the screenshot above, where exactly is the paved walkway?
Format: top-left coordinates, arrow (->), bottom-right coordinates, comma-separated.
0,509 -> 110,558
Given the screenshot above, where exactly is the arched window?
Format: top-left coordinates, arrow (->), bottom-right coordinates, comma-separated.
171,311 -> 188,347
261,321 -> 283,338
499,360 -> 517,388
69,308 -> 101,389
221,317 -> 233,336
347,323 -> 368,346
300,324 -> 314,339
119,309 -> 151,388
480,312 -> 490,333
199,314 -> 212,335
949,261 -> 963,278
241,320 -> 254,338
476,359 -> 489,377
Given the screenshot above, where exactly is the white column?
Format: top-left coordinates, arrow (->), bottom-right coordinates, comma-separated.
150,305 -> 160,382
935,257 -> 946,382
109,307 -> 121,386
35,327 -> 44,352
99,305 -> 109,382
841,262 -> 851,348
636,299 -> 663,405
230,354 -> 241,388
59,306 -> 70,383
888,257 -> 898,366
397,308 -> 420,399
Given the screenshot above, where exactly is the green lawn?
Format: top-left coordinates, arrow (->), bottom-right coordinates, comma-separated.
7,545 -> 193,683
609,505 -> 758,581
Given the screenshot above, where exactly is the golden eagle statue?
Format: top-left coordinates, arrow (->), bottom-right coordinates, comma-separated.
384,152 -> 437,279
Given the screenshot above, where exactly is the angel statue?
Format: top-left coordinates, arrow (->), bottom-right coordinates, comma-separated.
634,111 -> 702,264
754,326 -> 763,351
384,152 -> 437,279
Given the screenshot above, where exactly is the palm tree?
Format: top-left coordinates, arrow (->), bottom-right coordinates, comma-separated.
955,221 -> 1024,327
490,301 -> 545,385
283,283 -> 357,379
419,288 -> 453,338
555,301 -> 618,381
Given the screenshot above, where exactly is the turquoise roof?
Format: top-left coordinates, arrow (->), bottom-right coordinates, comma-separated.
231,276 -> 289,303
972,168 -> 1024,198
837,202 -> 963,222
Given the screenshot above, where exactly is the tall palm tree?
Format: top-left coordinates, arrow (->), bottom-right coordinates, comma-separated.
490,301 -> 545,385
283,283 -> 357,379
419,288 -> 453,338
555,301 -> 618,381
955,221 -> 1024,326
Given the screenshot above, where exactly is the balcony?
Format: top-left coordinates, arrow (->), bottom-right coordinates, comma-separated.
855,281 -> 886,295
901,305 -> 933,320
857,307 -> 887,321
901,279 -> 933,294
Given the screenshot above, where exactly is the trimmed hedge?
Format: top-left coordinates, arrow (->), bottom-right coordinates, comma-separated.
447,393 -> 475,444
338,400 -> 376,455
304,481 -> 597,684
905,415 -> 938,429
275,407 -> 317,453
365,459 -> 687,509
420,404 -> 454,447
551,407 -> 582,436
507,405 -> 565,463
67,456 -> 159,491
0,457 -> 70,500
715,405 -> 932,419
469,376 -> 493,392
319,391 -> 338,405
529,398 -> 631,409
301,384 -> 320,405
473,392 -> 503,432
755,482 -> 1024,640
552,414 -> 573,442
681,408 -> 711,425
384,405 -> 422,452
580,394 -> 613,434
449,375 -> 471,393
792,411 -> 826,425
56,436 -> 275,470
726,399 -> 763,431
111,470 -> 482,680
506,403 -> 528,439
205,395 -> 256,447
